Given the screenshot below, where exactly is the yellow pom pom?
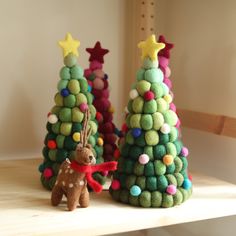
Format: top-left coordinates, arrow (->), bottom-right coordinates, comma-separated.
163,154 -> 174,166
163,94 -> 172,104
97,137 -> 104,146
108,106 -> 115,113
72,132 -> 81,142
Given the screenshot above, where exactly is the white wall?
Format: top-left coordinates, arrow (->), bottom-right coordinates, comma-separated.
0,0 -> 125,159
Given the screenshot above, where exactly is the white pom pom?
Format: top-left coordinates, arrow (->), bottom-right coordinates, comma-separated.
160,123 -> 171,134
48,114 -> 58,124
129,89 -> 139,99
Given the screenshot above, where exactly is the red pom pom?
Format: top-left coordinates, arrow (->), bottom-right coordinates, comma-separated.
114,149 -> 120,159
43,168 -> 53,179
84,68 -> 92,78
47,112 -> 51,117
111,179 -> 120,190
104,144 -> 114,154
104,134 -> 117,144
47,140 -> 57,149
121,123 -> 129,133
144,91 -> 155,101
103,112 -> 113,122
96,112 -> 103,123
103,79 -> 108,89
188,174 -> 193,181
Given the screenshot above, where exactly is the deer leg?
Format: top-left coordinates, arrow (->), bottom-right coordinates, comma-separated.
79,187 -> 89,208
67,189 -> 81,211
51,185 -> 64,206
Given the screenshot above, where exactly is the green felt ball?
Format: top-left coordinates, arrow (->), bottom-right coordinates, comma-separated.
153,144 -> 166,159
174,156 -> 183,172
125,114 -> 132,128
88,73 -> 96,81
64,136 -> 77,150
136,80 -> 151,96
136,176 -> 146,190
145,130 -> 159,146
180,157 -> 188,171
142,57 -> 158,69
56,149 -> 68,163
174,173 -> 184,186
157,175 -> 168,192
126,175 -> 137,189
139,191 -> 151,208
64,94 -> 76,108
179,188 -> 188,202
144,68 -> 163,83
174,140 -> 183,155
152,112 -> 164,130
173,189 -> 183,205
180,170 -> 188,179
134,132 -> 146,147
45,133 -> 56,144
136,68 -> 145,81
70,65 -> 83,79
129,145 -> 143,160
60,122 -> 72,136
159,132 -> 169,144
143,100 -> 157,114
144,162 -> 155,176
120,189 -> 129,203
126,130 -> 134,145
54,93 -> 64,106
166,163 -> 176,174
52,122 -> 61,134
154,160 -> 166,175
166,174 -> 177,186
76,93 -> 87,106
72,107 -> 84,122
56,135 -> 65,149
48,176 -> 57,190
151,83 -> 164,99
51,106 -> 61,116
127,100 -> 133,113
111,189 -> 121,201
134,162 -> 144,176
60,66 -> 70,80
169,127 -> 178,142
144,146 -> 153,160
121,143 -> 130,157
166,142 -> 177,157
146,177 -> 157,191
162,193 -> 174,208
64,53 -> 77,67
94,146 -> 103,158
85,92 -> 93,105
132,96 -> 144,113
57,79 -> 68,92
130,114 -> 141,128
129,195 -> 140,206
161,83 -> 169,96
68,79 -> 80,95
52,163 -> 61,174
141,114 -> 153,130
79,79 -> 88,93
151,191 -> 162,207
48,149 -> 57,161
88,121 -> 97,135
72,123 -> 82,133
123,160 -> 134,174
46,122 -> 52,133
163,110 -> 178,126
156,98 -> 168,113
42,147 -> 49,160
89,105 -> 96,119
59,108 -> 71,122
88,135 -> 96,147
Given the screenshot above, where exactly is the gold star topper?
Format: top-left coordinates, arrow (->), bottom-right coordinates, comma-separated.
58,33 -> 80,58
138,34 -> 165,61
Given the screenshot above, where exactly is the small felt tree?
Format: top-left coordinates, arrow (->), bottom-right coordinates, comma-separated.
109,35 -> 192,208
39,33 -> 105,190
84,42 -> 119,162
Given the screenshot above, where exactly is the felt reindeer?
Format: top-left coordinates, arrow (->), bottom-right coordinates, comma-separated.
51,109 -> 117,211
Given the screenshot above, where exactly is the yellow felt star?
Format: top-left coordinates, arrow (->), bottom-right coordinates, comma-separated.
138,35 -> 165,61
58,33 -> 80,58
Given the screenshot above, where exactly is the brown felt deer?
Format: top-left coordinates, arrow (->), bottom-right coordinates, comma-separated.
51,109 -> 117,211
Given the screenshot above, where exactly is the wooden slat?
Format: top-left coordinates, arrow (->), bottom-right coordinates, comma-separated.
178,109 -> 236,138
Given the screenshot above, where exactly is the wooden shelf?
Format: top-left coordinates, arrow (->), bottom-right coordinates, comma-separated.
0,159 -> 236,236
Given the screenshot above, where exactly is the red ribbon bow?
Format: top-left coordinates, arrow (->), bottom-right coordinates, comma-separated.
70,161 -> 117,193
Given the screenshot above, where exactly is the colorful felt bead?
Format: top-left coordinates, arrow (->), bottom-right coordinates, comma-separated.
169,103 -> 176,112
90,61 -> 102,70
154,160 -> 166,175
60,122 -> 72,136
84,68 -> 92,78
47,140 -> 57,149
145,130 -> 159,146
165,66 -> 171,77
64,94 -> 76,108
64,53 -> 77,67
182,179 -> 192,190
76,93 -> 87,105
79,103 -> 88,112
152,112 -> 164,130
166,184 -> 177,195
159,56 -> 169,67
59,107 -> 72,122
163,78 -> 172,89
163,110 -> 178,126
108,106 -> 115,113
144,91 -> 155,101
129,89 -> 139,99
60,88 -> 70,97
71,65 -> 84,79
60,66 -> 70,80
181,147 -> 189,157
157,175 -> 168,192
43,168 -> 53,179
136,68 -> 145,81
151,191 -> 162,207
139,154 -> 149,164
130,185 -> 141,196
71,132 -> 80,142
160,123 -> 171,134
114,149 -> 120,159
132,128 -> 142,138
144,68 -> 163,83
142,57 -> 158,69
97,137 -> 104,146
130,114 -> 141,128
132,96 -> 144,113
164,94 -> 172,104
111,179 -> 121,190
48,114 -> 58,124
156,98 -> 168,113
143,100 -> 157,113
68,79 -> 80,94
136,80 -> 151,96
141,114 -> 153,130
93,78 -> 104,90
163,154 -> 174,165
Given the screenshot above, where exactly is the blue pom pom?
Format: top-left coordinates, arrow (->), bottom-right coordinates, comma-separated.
132,128 -> 142,138
88,85 -> 92,92
38,163 -> 44,173
104,74 -> 108,80
182,179 -> 192,190
130,185 -> 141,196
61,88 -> 70,97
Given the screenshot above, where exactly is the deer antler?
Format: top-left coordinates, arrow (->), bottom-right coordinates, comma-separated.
81,109 -> 91,147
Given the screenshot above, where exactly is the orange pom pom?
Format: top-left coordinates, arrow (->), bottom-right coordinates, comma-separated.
163,154 -> 174,166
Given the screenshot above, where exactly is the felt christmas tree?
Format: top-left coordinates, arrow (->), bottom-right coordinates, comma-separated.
109,35 -> 192,208
84,42 -> 119,162
39,33 -> 105,190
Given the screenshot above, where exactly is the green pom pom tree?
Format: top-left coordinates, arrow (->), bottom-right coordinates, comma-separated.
39,33 -> 105,190
109,35 -> 192,208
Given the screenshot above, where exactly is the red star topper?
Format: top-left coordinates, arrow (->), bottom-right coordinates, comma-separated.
158,35 -> 174,59
86,41 -> 109,63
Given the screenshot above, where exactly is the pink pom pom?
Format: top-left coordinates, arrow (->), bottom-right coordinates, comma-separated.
144,91 -> 155,101
93,78 -> 104,90
138,154 -> 149,164
93,69 -> 105,78
111,179 -> 120,190
158,56 -> 169,67
84,68 -> 92,78
165,66 -> 171,77
163,78 -> 172,89
101,170 -> 109,176
181,147 -> 189,157
169,103 -> 176,112
79,103 -> 88,112
166,184 -> 177,195
43,168 -> 53,179
90,60 -> 102,70
175,119 -> 181,128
